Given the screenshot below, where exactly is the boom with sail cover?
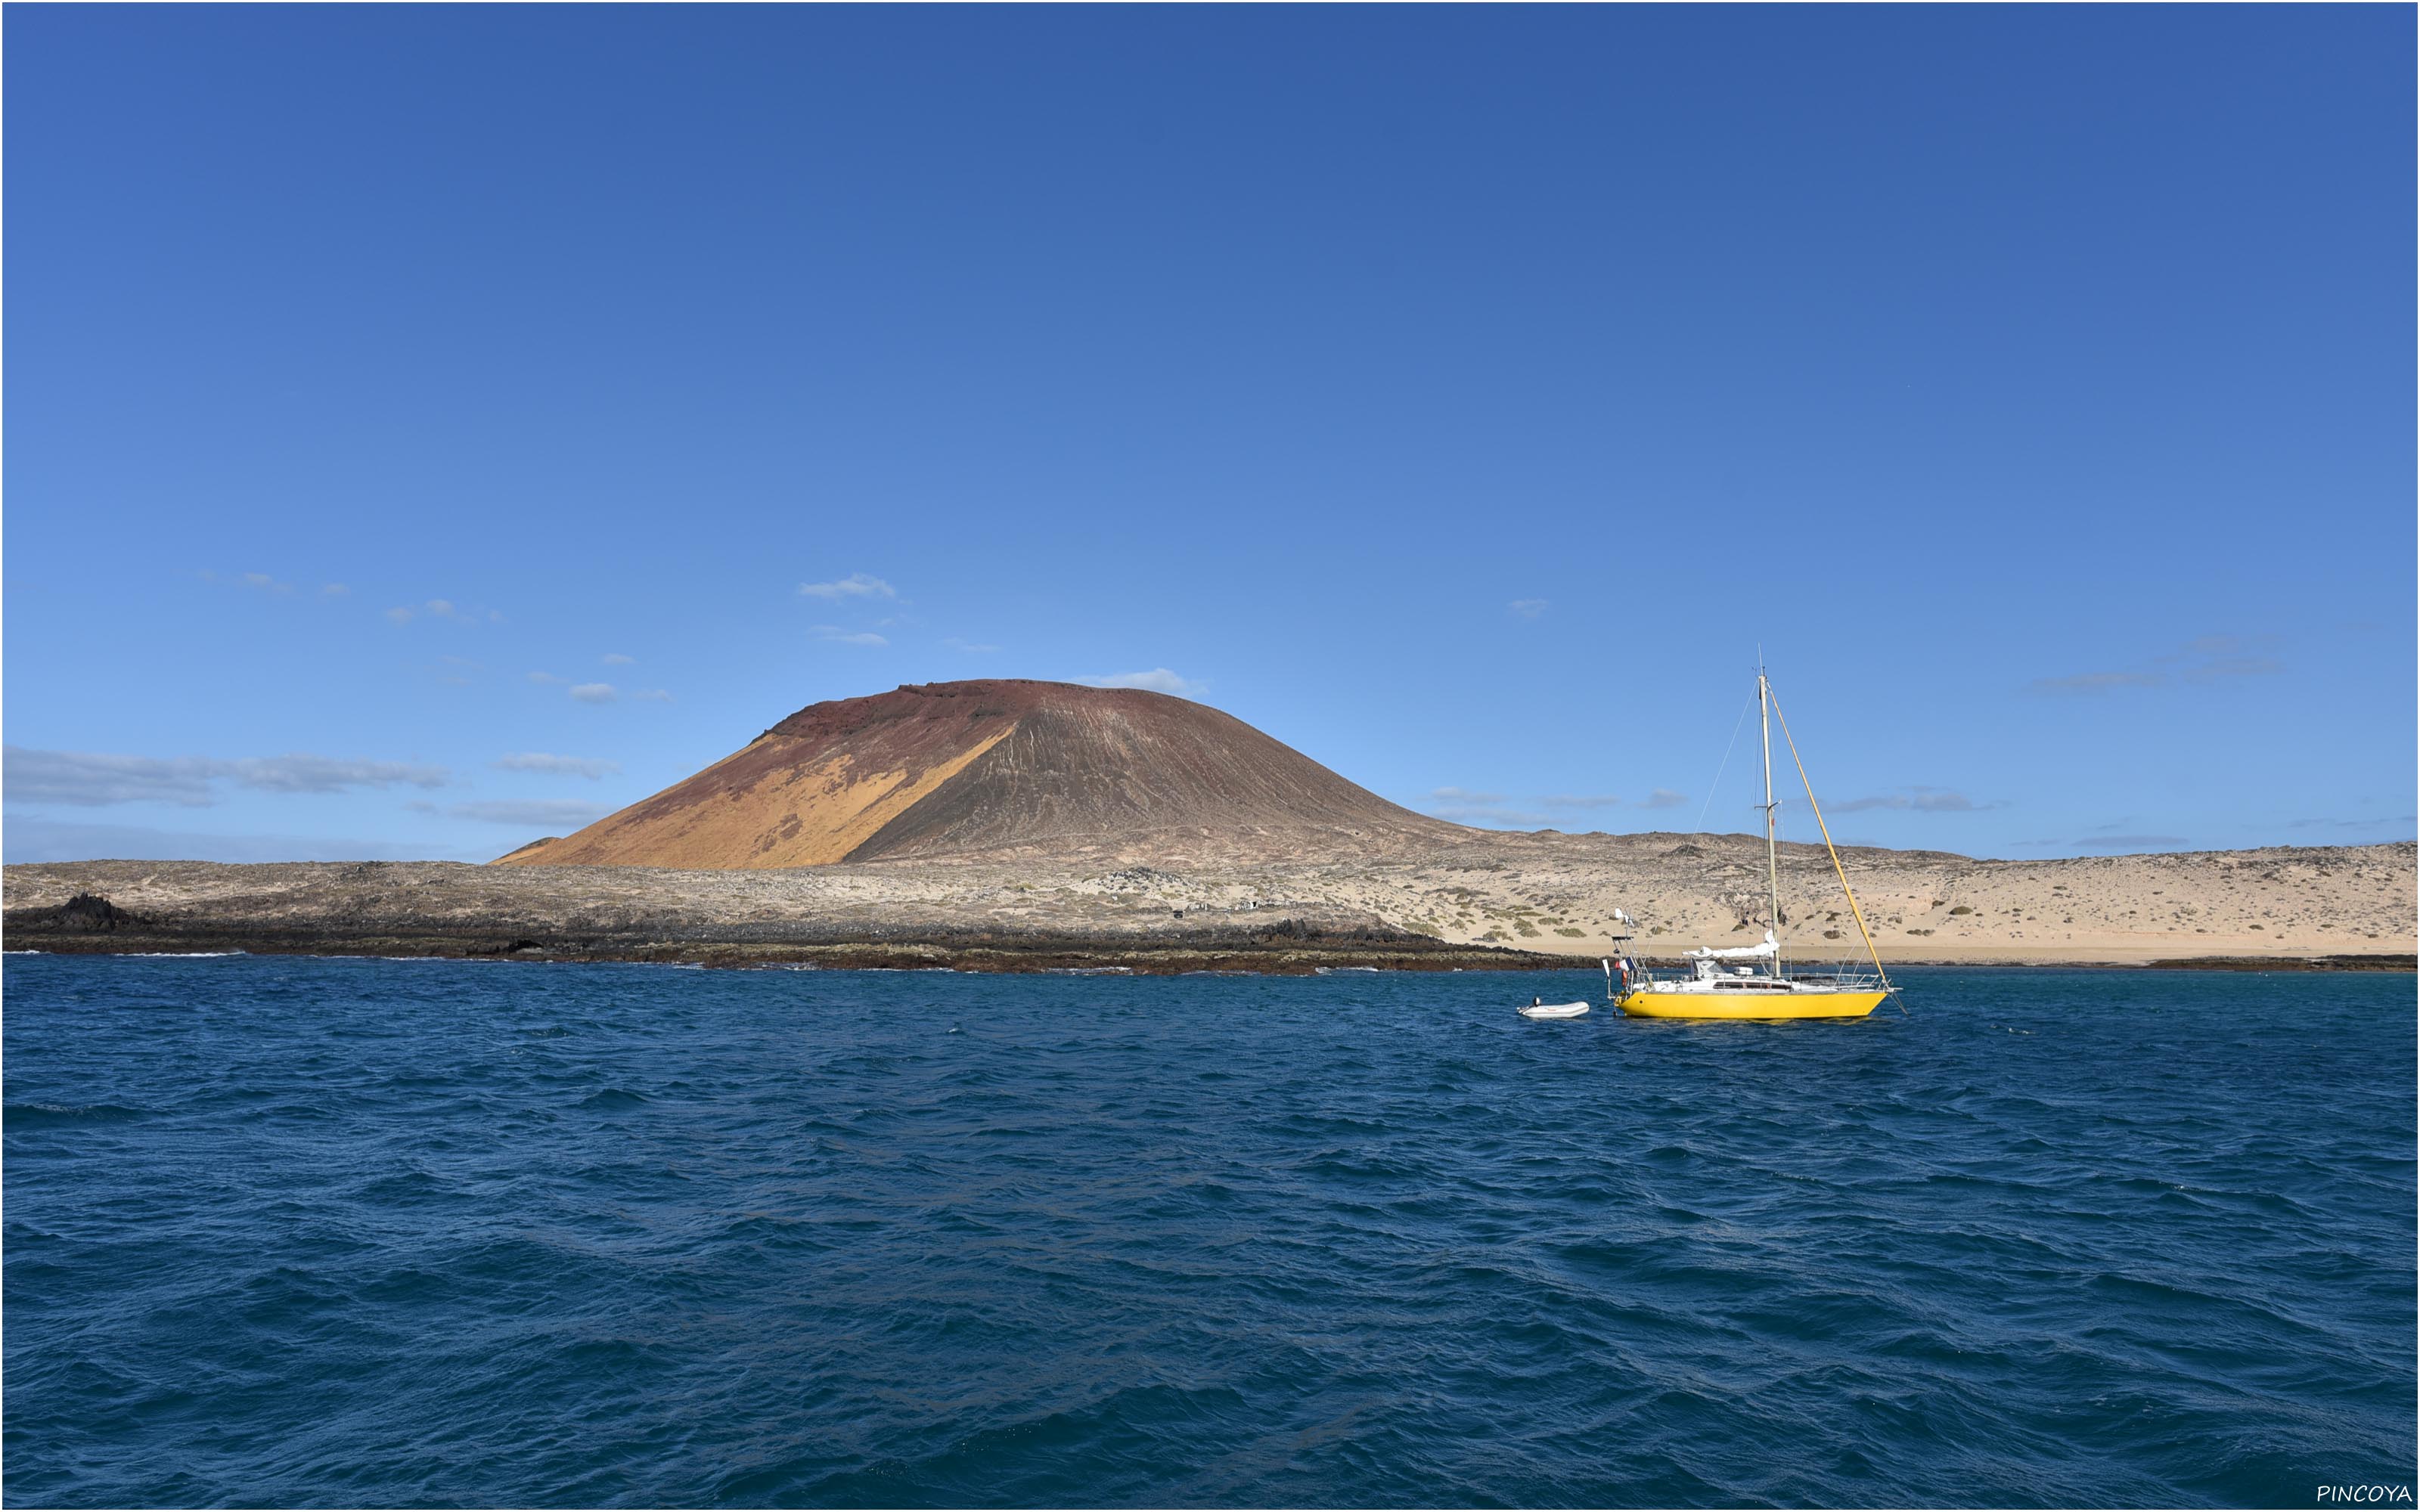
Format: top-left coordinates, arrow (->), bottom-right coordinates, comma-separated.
1686,931 -> 1779,961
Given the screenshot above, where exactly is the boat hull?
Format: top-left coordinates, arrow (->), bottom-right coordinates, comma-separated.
1617,989 -> 1885,1020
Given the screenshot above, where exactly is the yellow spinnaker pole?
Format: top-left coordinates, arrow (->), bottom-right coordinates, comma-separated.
1766,691 -> 1900,1007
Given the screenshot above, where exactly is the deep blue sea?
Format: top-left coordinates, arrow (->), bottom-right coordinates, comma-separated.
5,955 -> 2412,1508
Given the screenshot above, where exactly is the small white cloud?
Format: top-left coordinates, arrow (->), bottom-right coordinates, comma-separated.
1422,785 -> 1554,826
231,572 -> 296,596
799,572 -> 897,601
229,755 -> 448,794
5,748 -> 220,807
2182,655 -> 2281,683
1432,805 -> 1553,826
1432,786 -> 1507,804
3,747 -> 448,807
1078,668 -> 1205,698
2030,637 -> 2285,696
2,816 -> 491,864
1508,598 -> 1548,620
528,671 -> 568,685
569,683 -> 619,704
392,597 -> 493,624
445,799 -> 615,828
1641,788 -> 1686,810
321,583 -> 349,597
1542,793 -> 1623,809
600,652 -> 636,665
812,626 -> 889,647
493,752 -> 621,780
2028,671 -> 2163,694
943,637 -> 1002,653
2291,816 -> 2418,832
631,688 -> 674,702
1831,786 -> 2001,813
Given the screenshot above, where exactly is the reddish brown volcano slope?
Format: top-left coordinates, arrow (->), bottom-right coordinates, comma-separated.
496,680 -> 1461,869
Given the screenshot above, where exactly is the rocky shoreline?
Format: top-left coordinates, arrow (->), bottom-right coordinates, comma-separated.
5,850 -> 2412,977
9,894 -> 2409,977
2,885 -> 1582,975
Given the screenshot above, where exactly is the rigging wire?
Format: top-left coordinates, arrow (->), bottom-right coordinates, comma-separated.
1693,689 -> 1757,835
1768,687 -> 1909,1017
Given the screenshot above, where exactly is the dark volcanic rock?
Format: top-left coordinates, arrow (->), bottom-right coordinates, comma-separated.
17,892 -> 140,933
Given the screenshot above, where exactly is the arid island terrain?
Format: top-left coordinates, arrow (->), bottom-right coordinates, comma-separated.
8,680 -> 2413,972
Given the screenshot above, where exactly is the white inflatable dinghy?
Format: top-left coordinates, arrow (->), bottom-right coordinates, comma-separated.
1518,999 -> 1591,1019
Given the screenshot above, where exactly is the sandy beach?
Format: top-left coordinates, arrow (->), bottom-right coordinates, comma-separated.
1280,831 -> 2418,965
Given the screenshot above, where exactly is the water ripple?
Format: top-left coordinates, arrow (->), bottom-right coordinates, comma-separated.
3,956 -> 2412,1506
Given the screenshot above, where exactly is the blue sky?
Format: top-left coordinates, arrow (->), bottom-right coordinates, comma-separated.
5,6 -> 2412,866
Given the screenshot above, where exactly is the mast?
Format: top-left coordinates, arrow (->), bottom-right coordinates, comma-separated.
1759,665 -> 1781,967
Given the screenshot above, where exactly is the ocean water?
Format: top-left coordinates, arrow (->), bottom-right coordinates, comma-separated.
4,955 -> 2412,1509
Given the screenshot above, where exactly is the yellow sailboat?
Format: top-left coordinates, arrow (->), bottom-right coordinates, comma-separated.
1611,666 -> 1900,1020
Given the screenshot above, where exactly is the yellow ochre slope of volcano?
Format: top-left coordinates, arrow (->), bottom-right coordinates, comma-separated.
494,679 -> 1460,870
